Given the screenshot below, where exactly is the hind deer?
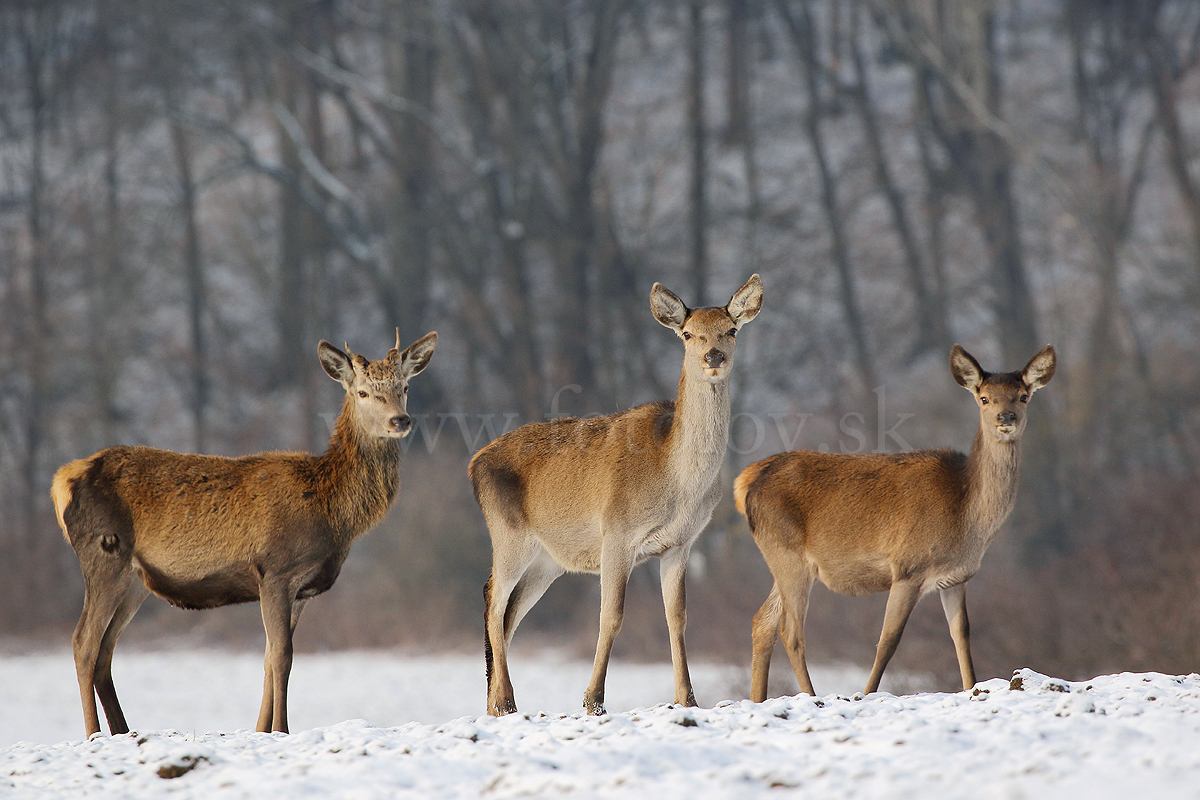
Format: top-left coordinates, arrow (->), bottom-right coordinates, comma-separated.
735,344 -> 1055,700
470,275 -> 763,716
52,330 -> 437,736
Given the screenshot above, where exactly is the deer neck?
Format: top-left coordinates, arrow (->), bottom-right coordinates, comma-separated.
317,396 -> 401,540
963,426 -> 1021,542
666,368 -> 731,485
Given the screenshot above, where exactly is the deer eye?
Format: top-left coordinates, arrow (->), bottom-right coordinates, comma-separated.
358,391 -> 369,399
727,328 -> 737,337
980,396 -> 989,405
682,331 -> 693,341
1020,394 -> 1029,403
403,386 -> 409,394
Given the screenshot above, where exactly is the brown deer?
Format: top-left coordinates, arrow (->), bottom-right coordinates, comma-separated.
52,330 -> 437,736
735,344 -> 1055,701
470,275 -> 763,716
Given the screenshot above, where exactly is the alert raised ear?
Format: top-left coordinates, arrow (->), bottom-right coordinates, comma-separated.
319,340 -> 355,387
1022,344 -> 1056,392
650,283 -> 689,333
399,331 -> 438,378
950,344 -> 985,392
727,273 -> 763,327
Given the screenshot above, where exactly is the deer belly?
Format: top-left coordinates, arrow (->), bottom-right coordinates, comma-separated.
134,556 -> 259,610
815,556 -> 893,596
536,524 -> 603,572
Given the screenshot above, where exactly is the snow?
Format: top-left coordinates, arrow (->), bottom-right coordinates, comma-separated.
4,651 -> 1200,799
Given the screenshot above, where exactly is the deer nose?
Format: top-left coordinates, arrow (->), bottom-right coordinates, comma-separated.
997,411 -> 1017,427
704,348 -> 725,368
390,414 -> 412,433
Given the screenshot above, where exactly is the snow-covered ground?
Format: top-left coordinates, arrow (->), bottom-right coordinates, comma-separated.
4,650 -> 1200,798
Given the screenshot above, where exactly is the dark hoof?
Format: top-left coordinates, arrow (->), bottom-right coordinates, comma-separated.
488,698 -> 518,716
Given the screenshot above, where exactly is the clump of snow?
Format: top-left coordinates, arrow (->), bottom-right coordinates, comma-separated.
4,652 -> 1200,798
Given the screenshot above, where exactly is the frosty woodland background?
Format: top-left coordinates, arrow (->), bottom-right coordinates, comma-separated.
1,0 -> 1199,694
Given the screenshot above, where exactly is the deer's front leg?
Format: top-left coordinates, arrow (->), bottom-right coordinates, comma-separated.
939,583 -> 976,690
864,578 -> 922,695
659,547 -> 696,707
257,581 -> 296,733
584,540 -> 633,715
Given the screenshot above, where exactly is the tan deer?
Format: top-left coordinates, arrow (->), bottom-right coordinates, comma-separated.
51,330 -> 437,736
470,275 -> 763,716
735,344 -> 1055,700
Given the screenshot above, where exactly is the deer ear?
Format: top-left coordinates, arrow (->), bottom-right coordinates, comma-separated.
727,273 -> 763,327
1022,344 -> 1056,392
400,331 -> 438,377
950,344 -> 985,392
318,341 -> 355,386
650,283 -> 689,333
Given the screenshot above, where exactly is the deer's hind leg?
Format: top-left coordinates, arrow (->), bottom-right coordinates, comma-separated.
72,554 -> 137,737
92,576 -> 149,735
502,548 -> 564,644
775,565 -> 817,698
750,581 -> 783,702
484,531 -> 541,716
751,538 -> 817,700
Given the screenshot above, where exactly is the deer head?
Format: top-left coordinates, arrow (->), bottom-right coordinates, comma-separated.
951,344 -> 1056,443
651,274 -> 763,384
318,330 -> 438,438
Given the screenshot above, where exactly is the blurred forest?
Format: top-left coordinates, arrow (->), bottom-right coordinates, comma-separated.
2,0 -> 1200,693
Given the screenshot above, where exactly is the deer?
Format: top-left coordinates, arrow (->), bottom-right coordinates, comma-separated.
51,330 -> 437,737
470,275 -> 763,716
735,343 -> 1055,701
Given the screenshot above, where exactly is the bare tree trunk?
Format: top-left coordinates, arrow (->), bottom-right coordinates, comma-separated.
169,120 -> 208,453
873,0 -> 1040,367
688,0 -> 710,306
847,1 -> 946,357
382,0 -> 436,359
17,10 -> 51,543
726,0 -> 762,275
778,0 -> 876,391
554,0 -> 619,405
1141,2 -> 1200,278
95,22 -> 124,447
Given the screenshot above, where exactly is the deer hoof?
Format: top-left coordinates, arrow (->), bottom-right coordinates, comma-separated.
488,697 -> 517,716
583,697 -> 606,716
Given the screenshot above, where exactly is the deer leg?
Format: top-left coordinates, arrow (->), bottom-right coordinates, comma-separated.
776,570 -> 817,698
72,561 -> 133,737
583,541 -> 633,716
256,595 -> 306,733
484,541 -> 535,716
864,579 -> 923,694
659,547 -> 696,707
939,583 -> 976,690
93,578 -> 149,735
503,550 -> 563,644
750,582 -> 783,702
257,582 -> 295,733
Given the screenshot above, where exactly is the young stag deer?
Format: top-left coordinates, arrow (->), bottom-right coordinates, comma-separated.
471,275 -> 763,716
735,344 -> 1055,700
52,330 -> 437,736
